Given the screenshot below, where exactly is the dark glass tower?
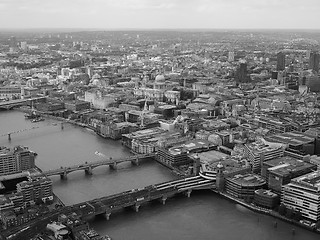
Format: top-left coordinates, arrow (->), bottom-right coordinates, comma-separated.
309,52 -> 319,72
277,52 -> 285,71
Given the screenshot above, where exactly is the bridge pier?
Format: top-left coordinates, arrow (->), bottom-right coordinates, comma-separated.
161,196 -> 167,205
60,171 -> 68,180
131,158 -> 139,166
133,204 -> 140,212
104,212 -> 111,220
8,133 -> 11,141
109,162 -> 118,170
184,189 -> 192,198
85,166 -> 93,175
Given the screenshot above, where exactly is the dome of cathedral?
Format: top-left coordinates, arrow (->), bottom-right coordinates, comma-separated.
155,74 -> 165,82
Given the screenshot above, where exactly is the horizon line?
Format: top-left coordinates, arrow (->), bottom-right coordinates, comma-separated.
1,27 -> 320,33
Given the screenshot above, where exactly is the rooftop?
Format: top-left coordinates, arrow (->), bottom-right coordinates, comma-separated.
0,195 -> 11,206
293,171 -> 320,189
227,173 -> 266,187
264,156 -> 316,177
266,131 -> 315,147
255,189 -> 278,198
245,141 -> 282,155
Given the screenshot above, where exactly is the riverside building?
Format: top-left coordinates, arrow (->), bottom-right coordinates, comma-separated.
261,156 -> 317,194
225,173 -> 266,200
0,146 -> 36,176
282,171 -> 320,222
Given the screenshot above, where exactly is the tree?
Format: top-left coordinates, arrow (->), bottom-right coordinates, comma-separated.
293,211 -> 303,221
278,204 -> 287,216
286,208 -> 294,219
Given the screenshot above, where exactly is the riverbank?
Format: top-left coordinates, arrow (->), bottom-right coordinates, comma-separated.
215,190 -> 320,235
11,108 -> 320,236
16,107 -> 95,131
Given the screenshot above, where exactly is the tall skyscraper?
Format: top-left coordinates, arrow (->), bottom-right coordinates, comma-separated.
8,36 -> 17,48
228,51 -> 235,62
20,42 -> 28,51
309,52 -> 320,72
235,61 -> 250,83
277,52 -> 286,71
306,50 -> 311,59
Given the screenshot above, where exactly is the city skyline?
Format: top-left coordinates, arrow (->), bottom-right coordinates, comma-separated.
0,0 -> 320,29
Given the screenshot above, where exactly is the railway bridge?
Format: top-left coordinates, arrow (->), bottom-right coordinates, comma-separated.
73,175 -> 216,220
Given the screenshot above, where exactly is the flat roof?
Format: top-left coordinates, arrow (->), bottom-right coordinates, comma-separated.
193,150 -> 228,163
0,172 -> 29,181
255,189 -> 278,197
266,131 -> 315,147
245,142 -> 282,155
293,171 -> 320,189
168,140 -> 215,155
264,156 -> 315,177
227,173 -> 266,187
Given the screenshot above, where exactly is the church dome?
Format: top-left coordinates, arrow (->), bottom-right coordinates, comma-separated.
155,74 -> 165,82
92,79 -> 101,86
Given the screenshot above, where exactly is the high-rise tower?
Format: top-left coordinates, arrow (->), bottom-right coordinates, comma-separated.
309,52 -> 319,72
228,51 -> 235,62
277,52 -> 286,71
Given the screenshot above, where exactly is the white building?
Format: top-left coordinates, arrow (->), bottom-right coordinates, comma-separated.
282,171 -> 320,222
228,51 -> 235,62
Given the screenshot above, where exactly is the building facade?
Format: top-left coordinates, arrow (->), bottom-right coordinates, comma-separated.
0,146 -> 36,176
282,171 -> 320,222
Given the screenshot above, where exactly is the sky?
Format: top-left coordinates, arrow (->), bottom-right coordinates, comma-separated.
0,0 -> 320,29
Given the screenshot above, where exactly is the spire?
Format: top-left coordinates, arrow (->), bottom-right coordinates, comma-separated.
143,98 -> 148,112
141,98 -> 148,128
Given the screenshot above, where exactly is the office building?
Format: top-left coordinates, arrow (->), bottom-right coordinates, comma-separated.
309,52 -> 320,72
16,176 -> 53,205
253,189 -> 279,209
157,148 -> 189,167
8,36 -> 18,49
235,61 -> 250,83
225,173 -> 266,200
265,131 -> 316,156
20,42 -> 28,51
244,141 -> 284,173
282,171 -> 320,222
228,51 -> 235,62
0,146 -> 36,176
277,52 -> 286,71
261,156 -> 316,194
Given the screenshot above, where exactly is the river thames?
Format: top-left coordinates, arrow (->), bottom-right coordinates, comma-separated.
0,110 -> 319,240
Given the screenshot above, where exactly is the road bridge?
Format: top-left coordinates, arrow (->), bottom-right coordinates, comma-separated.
32,153 -> 155,179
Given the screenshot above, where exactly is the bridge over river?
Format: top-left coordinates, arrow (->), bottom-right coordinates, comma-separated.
32,153 -> 155,179
73,175 -> 215,219
0,97 -> 46,110
0,176 -> 216,240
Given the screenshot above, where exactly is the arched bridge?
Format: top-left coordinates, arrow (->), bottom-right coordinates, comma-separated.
33,153 -> 155,179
